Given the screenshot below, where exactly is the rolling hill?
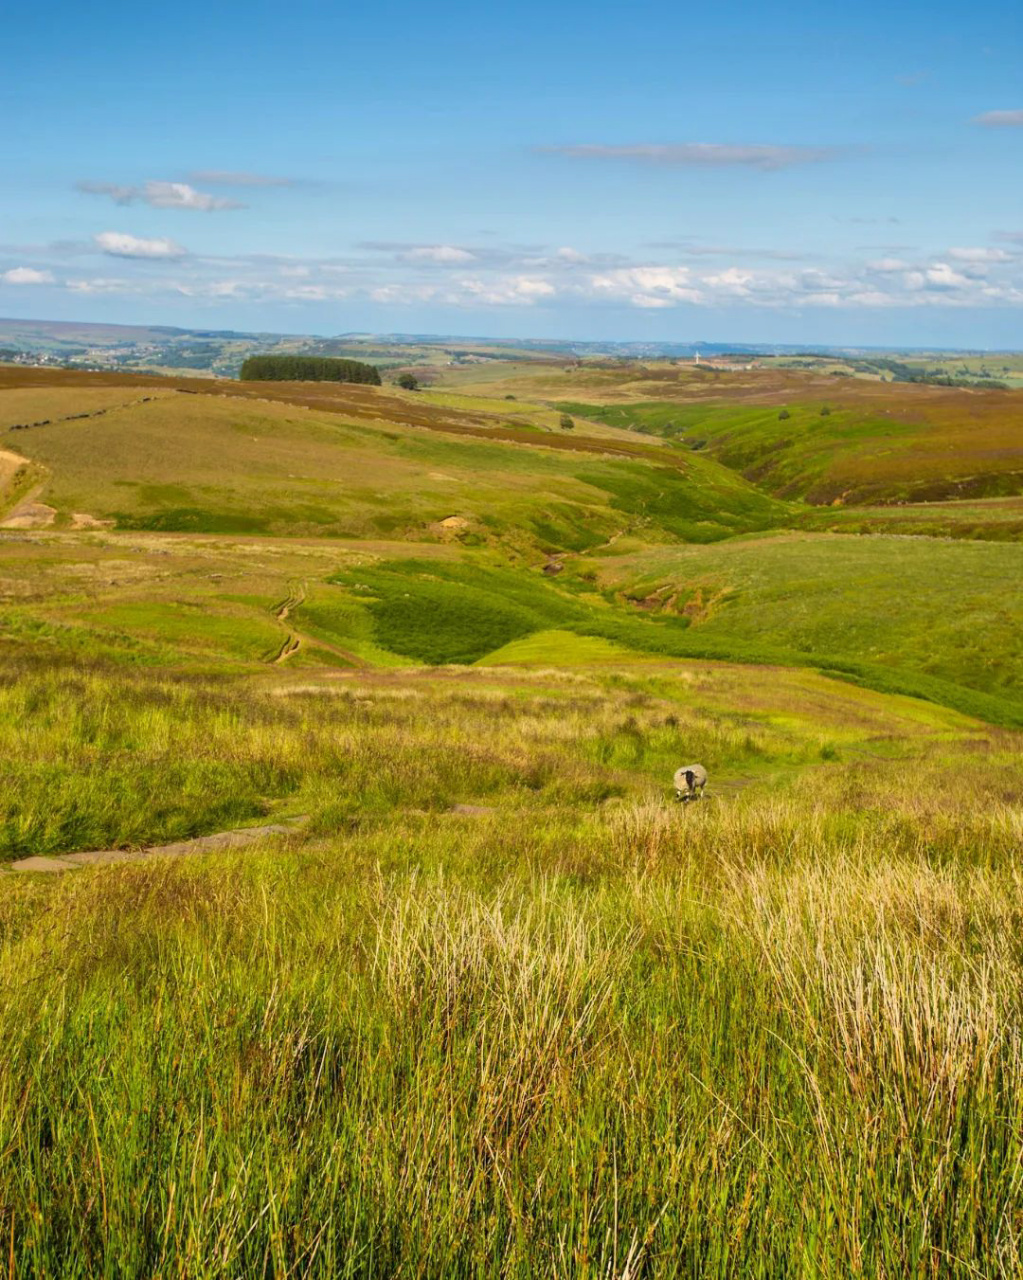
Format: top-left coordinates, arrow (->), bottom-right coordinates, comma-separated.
1,353 -> 1023,1275
0,362 -> 1020,725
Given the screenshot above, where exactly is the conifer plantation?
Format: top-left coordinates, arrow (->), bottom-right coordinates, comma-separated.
240,355 -> 382,384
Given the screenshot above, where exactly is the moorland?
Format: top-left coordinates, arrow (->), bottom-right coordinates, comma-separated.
0,349 -> 1021,1275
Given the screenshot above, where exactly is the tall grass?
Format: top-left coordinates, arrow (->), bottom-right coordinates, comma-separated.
0,657 -> 832,860
1,660 -> 1022,1274
3,787 -> 1023,1274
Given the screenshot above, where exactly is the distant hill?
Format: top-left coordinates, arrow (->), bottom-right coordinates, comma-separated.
2,316 -> 1019,381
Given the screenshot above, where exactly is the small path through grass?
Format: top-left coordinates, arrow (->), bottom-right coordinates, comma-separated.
4,819 -> 306,874
3,805 -> 505,874
265,582 -> 368,668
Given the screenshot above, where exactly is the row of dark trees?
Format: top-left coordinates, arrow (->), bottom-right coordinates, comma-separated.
239,355 -> 381,385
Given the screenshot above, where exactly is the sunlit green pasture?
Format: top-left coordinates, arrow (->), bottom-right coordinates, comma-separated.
555,386 -> 1023,506
0,388 -> 787,547
582,531 -> 1023,709
3,524 -> 1023,728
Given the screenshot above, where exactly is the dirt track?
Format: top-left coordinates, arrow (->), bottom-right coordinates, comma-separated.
4,820 -> 305,874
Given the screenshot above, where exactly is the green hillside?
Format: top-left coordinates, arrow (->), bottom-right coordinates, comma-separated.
552,371 -> 1023,505
0,377 -> 787,545
0,367 -> 1021,728
1,362 -> 1023,1275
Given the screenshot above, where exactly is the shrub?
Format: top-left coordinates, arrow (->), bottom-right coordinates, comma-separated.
397,373 -> 420,391
778,408 -> 791,421
559,414 -> 575,431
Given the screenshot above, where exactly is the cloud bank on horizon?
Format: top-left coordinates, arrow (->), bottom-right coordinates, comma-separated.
2,0 -> 1021,345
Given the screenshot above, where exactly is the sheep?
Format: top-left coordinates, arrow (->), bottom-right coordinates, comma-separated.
673,763 -> 707,803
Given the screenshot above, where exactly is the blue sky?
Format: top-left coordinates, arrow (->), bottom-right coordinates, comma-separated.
2,0 -> 1021,346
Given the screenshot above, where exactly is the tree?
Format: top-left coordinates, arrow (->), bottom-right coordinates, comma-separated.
239,355 -> 380,385
397,373 -> 420,391
559,414 -> 575,430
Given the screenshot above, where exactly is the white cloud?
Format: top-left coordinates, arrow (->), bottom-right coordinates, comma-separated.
142,181 -> 242,211
590,266 -> 703,307
402,245 -> 476,264
847,290 -> 905,308
1,267 -> 54,285
369,283 -> 441,305
702,266 -> 755,296
924,262 -> 970,289
457,275 -> 556,305
31,232 -> 1021,316
76,182 -> 138,205
281,284 -> 349,301
543,142 -> 843,171
78,180 -> 243,211
66,277 -> 138,294
94,231 -> 187,259
973,109 -> 1023,127
947,246 -> 1013,262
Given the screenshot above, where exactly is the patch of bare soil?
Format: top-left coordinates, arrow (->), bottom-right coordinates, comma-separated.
70,512 -> 114,530
0,495 -> 56,529
6,819 -> 307,873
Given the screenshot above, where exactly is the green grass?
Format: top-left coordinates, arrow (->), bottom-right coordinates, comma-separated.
330,560 -> 590,664
3,524 -> 1020,726
558,392 -> 1023,509
1,657 -> 1021,1275
0,383 -> 789,548
556,397 -> 923,503
799,495 -> 1023,542
477,628 -> 647,665
3,364 -> 1023,1274
581,532 -> 1023,718
3,654 -> 939,863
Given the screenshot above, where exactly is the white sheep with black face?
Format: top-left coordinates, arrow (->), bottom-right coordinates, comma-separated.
674,763 -> 707,802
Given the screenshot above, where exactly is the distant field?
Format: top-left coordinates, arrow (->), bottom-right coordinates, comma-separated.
0,372 -> 789,546
581,532 -> 1023,704
800,494 -> 1023,540
419,358 -> 1023,507
554,385 -> 1023,505
0,367 -> 1020,728
6,363 -> 1022,515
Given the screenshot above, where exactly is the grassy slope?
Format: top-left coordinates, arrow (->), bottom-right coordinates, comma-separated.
0,378 -> 787,546
421,357 -> 1023,511
2,366 -> 1023,1272
578,531 -> 1023,704
3,525 -> 1020,727
557,389 -> 1023,505
0,363 -> 1017,723
0,655 -> 979,861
